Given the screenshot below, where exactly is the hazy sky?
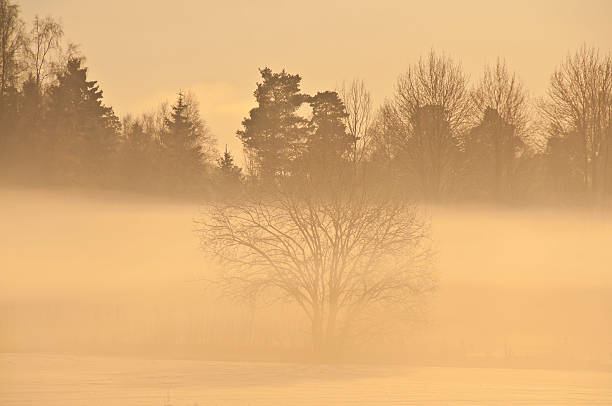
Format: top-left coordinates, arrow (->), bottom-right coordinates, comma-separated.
20,0 -> 612,156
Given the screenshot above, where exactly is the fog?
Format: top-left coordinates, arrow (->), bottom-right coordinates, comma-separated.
2,188 -> 610,368
2,1 -> 612,403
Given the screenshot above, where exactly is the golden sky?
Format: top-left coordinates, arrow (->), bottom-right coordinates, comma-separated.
20,0 -> 612,156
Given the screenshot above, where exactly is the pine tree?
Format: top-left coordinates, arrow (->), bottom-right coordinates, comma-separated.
237,68 -> 308,178
217,146 -> 242,181
161,91 -> 208,193
44,57 -> 120,184
306,91 -> 351,165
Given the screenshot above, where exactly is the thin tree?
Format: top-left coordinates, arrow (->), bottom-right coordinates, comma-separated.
24,15 -> 64,91
0,0 -> 24,102
340,79 -> 373,165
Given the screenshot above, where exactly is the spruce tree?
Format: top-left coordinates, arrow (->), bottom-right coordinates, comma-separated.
44,57 -> 120,184
217,146 -> 242,181
161,91 -> 207,193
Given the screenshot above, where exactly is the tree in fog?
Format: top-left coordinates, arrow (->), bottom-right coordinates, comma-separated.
465,60 -> 531,200
160,91 -> 215,193
541,45 -> 612,201
545,130 -> 586,199
368,101 -> 404,178
0,0 -> 23,165
118,116 -> 159,190
299,91 -> 352,174
0,0 -> 23,103
340,79 -> 373,164
215,146 -> 243,193
199,173 -> 433,359
116,102 -> 167,193
24,15 -> 63,91
237,68 -> 309,178
392,50 -> 473,200
44,57 -> 120,183
472,59 -> 529,135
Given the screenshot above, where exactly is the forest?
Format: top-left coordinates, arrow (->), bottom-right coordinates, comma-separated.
1,0 -> 611,206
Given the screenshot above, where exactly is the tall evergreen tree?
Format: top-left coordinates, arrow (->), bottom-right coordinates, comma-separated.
237,68 -> 308,178
161,91 -> 210,193
44,57 -> 120,184
214,146 -> 243,196
217,146 -> 242,180
299,91 -> 351,175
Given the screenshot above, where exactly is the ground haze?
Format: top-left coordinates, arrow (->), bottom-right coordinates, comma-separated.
1,189 -> 611,404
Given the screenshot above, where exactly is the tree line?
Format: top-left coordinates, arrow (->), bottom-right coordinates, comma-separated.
0,1 -> 223,197
2,0 -> 611,205
238,51 -> 612,206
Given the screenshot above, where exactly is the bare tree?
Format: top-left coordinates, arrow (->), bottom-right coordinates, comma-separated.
199,175 -> 433,359
340,78 -> 373,164
24,15 -> 64,90
395,49 -> 473,138
0,0 -> 24,100
472,59 -> 529,137
392,50 -> 473,199
468,59 -> 531,199
541,45 -> 612,201
183,90 -> 218,163
368,101 -> 403,179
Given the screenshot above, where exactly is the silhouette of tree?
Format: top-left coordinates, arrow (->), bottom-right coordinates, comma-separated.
199,173 -> 433,359
5,75 -> 44,178
24,15 -> 63,91
405,105 -> 459,200
545,131 -> 586,201
237,68 -> 309,178
340,79 -> 373,164
44,57 -> 120,184
467,60 -> 531,201
159,91 -> 215,194
368,101 -> 404,182
1,7 -> 609,207
118,117 -> 159,191
217,147 -> 242,178
472,59 -> 529,136
0,0 -> 23,104
464,108 -> 523,200
0,0 -> 23,169
298,91 -> 352,175
541,45 -> 612,202
215,146 -> 243,195
392,50 -> 473,200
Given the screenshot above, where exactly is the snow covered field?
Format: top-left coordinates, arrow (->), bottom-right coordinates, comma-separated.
2,353 -> 611,405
